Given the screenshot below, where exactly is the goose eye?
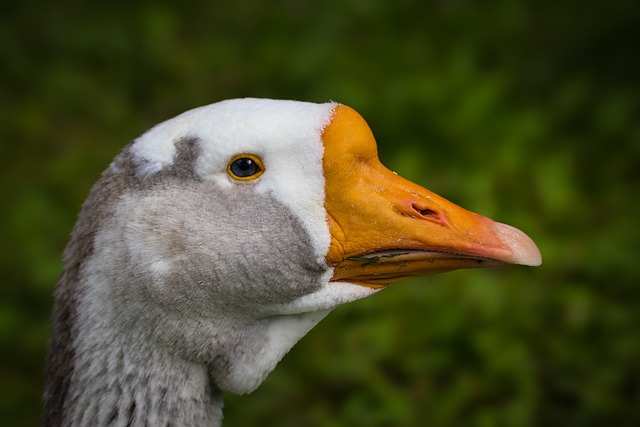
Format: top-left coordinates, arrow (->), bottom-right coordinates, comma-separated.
228,154 -> 264,181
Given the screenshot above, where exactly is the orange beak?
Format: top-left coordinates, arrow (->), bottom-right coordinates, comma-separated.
323,105 -> 541,288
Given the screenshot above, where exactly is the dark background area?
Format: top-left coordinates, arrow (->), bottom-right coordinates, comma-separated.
2,0 -> 639,425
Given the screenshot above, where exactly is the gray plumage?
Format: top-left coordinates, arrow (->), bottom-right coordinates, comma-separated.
44,135 -> 330,426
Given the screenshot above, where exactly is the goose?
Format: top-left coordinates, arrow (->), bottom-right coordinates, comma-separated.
43,98 -> 541,426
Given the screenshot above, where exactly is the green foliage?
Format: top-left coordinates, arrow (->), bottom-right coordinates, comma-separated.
2,0 -> 639,425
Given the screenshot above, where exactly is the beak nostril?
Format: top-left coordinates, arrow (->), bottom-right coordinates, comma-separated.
418,208 -> 437,217
411,203 -> 437,218
409,202 -> 448,226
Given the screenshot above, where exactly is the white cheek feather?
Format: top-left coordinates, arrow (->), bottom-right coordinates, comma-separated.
266,279 -> 381,315
131,98 -> 337,260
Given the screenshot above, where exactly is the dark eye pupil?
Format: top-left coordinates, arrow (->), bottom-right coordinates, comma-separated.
230,158 -> 261,177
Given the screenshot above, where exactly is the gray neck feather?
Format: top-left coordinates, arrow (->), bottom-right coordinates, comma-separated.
62,325 -> 222,426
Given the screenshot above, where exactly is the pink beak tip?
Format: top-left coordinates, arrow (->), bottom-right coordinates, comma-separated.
492,222 -> 542,267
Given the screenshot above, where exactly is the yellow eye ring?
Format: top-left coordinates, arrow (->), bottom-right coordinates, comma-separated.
227,154 -> 265,181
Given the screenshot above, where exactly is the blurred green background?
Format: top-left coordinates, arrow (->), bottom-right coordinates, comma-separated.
2,0 -> 639,425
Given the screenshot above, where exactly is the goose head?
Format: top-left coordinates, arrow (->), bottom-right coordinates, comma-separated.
44,98 -> 540,426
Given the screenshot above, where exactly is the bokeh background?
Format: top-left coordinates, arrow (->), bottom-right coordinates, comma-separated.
2,0 -> 639,425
